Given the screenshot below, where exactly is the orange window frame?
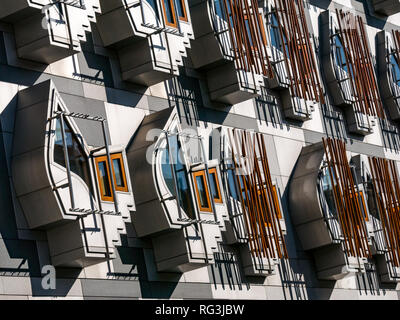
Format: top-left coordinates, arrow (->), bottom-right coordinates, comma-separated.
208,168 -> 223,204
193,170 -> 213,213
95,155 -> 114,202
161,0 -> 178,28
95,153 -> 129,202
111,153 -> 129,193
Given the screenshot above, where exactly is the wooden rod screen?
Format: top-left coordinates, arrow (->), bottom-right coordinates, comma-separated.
368,157 -> 400,267
228,129 -> 288,260
322,137 -> 371,258
220,0 -> 274,78
273,0 -> 325,103
335,9 -> 385,119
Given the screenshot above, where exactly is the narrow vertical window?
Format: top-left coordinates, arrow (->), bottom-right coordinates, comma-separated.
95,153 -> 129,202
95,156 -> 113,202
208,168 -> 223,203
111,153 -> 128,192
176,0 -> 188,21
162,0 -> 177,27
193,170 -> 212,212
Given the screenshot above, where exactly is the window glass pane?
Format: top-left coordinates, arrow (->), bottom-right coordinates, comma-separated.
214,0 -> 226,20
163,0 -> 175,24
176,0 -> 185,19
54,119 -> 93,194
196,174 -> 209,208
209,172 -> 219,200
112,158 -> 125,188
227,169 -> 239,200
98,161 -> 112,197
390,54 -> 400,86
321,170 -> 337,216
161,136 -> 196,219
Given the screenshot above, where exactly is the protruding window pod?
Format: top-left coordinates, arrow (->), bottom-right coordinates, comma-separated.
126,107 -> 288,275
219,128 -> 288,276
96,0 -> 194,86
189,0 -> 271,105
289,138 -> 372,280
127,108 -> 224,272
370,0 -> 400,16
377,30 -> 400,122
0,0 -> 101,64
264,0 -> 324,121
11,80 -> 133,268
320,10 -> 384,135
356,155 -> 400,283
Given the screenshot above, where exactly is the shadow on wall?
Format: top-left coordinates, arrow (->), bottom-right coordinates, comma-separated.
209,244 -> 249,292
165,74 -> 203,128
255,88 -> 285,129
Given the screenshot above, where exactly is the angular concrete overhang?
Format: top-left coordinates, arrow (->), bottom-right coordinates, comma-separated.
96,0 -> 194,86
319,10 -> 375,136
12,80 -> 123,268
377,30 -> 400,121
370,0 -> 400,16
289,140 -> 371,280
127,107 -> 224,272
188,0 -> 267,105
0,0 -> 101,64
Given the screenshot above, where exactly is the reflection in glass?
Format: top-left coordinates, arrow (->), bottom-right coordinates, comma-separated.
54,119 -> 93,194
321,169 -> 337,216
176,0 -> 186,19
98,161 -> 112,198
113,158 -> 125,188
196,174 -> 210,208
145,0 -> 160,18
161,135 -> 196,219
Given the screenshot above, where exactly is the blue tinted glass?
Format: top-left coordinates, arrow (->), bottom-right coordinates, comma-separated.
176,0 -> 185,18
214,0 -> 226,20
163,0 -> 175,25
54,119 -> 93,194
390,55 -> 400,85
161,136 -> 196,219
145,0 -> 159,17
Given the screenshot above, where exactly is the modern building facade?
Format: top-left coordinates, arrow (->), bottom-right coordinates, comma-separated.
0,0 -> 399,300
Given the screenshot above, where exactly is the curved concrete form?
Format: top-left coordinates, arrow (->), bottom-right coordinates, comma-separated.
12,80 -> 127,268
